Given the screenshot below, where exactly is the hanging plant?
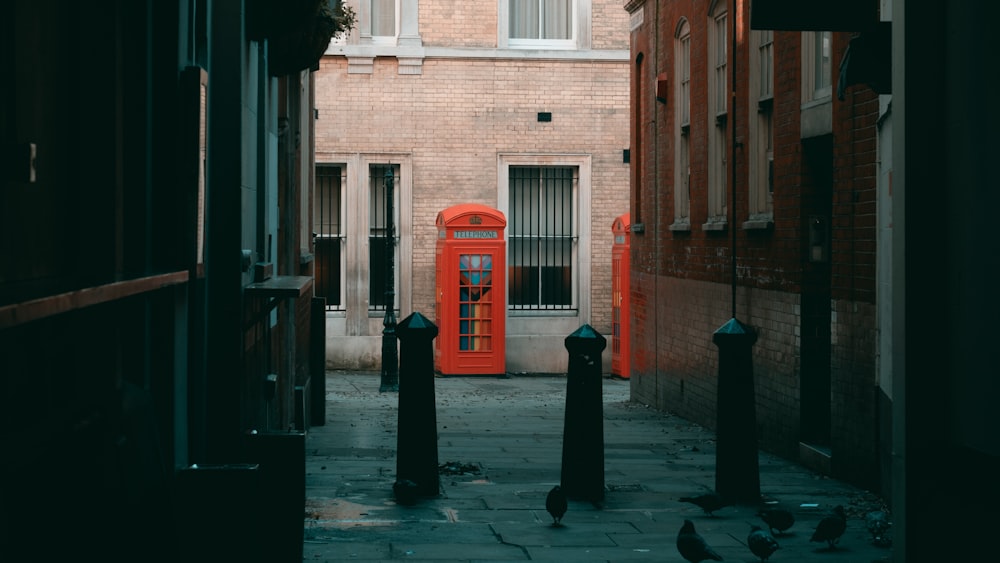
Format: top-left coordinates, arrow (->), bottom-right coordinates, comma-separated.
253,0 -> 356,76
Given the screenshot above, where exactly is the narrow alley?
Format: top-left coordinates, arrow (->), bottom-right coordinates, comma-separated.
303,372 -> 891,562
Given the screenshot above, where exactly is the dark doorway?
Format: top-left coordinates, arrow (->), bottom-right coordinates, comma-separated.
799,135 -> 833,447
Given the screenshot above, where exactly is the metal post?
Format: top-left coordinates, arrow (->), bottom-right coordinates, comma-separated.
713,317 -> 761,503
380,167 -> 399,392
561,324 -> 607,502
395,312 -> 440,499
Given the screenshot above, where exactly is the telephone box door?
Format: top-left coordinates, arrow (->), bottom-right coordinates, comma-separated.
435,204 -> 507,376
611,213 -> 631,379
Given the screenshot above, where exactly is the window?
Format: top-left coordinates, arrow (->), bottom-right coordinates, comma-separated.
801,31 -> 833,137
632,51 -> 644,228
501,0 -> 590,50
759,29 -> 774,100
810,31 -> 832,100
336,0 -> 423,74
510,0 -> 572,40
370,0 -> 397,37
671,19 -> 691,231
712,11 -> 727,119
314,164 -> 346,310
368,163 -> 400,312
746,29 -> 775,228
508,166 -> 577,311
705,7 -> 728,230
358,0 -> 400,45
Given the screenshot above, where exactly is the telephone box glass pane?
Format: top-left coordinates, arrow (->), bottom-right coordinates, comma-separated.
459,254 -> 494,351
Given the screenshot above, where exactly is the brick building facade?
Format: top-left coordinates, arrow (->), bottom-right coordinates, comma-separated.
625,0 -> 882,491
313,1 -> 631,373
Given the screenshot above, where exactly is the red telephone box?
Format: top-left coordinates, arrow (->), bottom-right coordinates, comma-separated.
434,204 -> 507,376
611,213 -> 631,379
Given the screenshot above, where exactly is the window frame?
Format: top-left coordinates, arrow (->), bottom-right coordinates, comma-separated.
367,162 -> 401,314
498,154 -> 591,319
315,153 -> 413,332
705,5 -> 728,230
745,29 -> 775,229
671,19 -> 691,231
498,0 -> 592,51
800,31 -> 834,138
363,0 -> 400,45
314,163 -> 348,311
803,31 -> 833,102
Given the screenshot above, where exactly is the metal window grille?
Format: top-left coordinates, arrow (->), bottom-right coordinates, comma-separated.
508,166 -> 576,311
314,165 -> 345,311
369,164 -> 399,312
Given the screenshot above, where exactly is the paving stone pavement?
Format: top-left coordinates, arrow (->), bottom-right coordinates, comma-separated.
303,372 -> 892,562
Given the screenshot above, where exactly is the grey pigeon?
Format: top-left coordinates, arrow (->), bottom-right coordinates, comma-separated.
677,519 -> 724,562
679,492 -> 732,517
757,507 -> 795,535
545,485 -> 568,526
865,510 -> 891,547
747,524 -> 780,562
810,505 -> 847,549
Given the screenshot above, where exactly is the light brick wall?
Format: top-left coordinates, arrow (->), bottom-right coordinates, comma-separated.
315,0 -> 631,369
420,1 -> 499,47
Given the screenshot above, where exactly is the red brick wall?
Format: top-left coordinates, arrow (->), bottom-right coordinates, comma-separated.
627,0 -> 880,488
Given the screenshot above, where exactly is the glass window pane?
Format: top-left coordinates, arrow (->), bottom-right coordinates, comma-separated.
371,0 -> 396,37
510,0 -> 571,40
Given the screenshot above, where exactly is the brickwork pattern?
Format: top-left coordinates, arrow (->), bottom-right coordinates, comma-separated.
315,54 -> 630,333
420,1 -> 499,47
627,1 -> 882,489
631,274 -> 804,459
830,299 -> 878,489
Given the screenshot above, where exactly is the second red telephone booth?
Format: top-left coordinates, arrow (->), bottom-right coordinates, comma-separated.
434,204 -> 507,376
611,213 -> 631,379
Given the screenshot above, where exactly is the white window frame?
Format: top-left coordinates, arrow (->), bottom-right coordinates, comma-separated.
705,5 -> 728,230
314,163 -> 348,311
746,29 -> 774,228
498,154 -> 592,319
671,19 -> 691,231
498,0 -> 592,51
367,162 -> 401,314
317,153 -> 413,335
363,0 -> 400,45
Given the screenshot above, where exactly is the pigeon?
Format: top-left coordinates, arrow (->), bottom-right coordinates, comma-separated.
757,507 -> 795,535
679,492 -> 732,517
545,485 -> 568,526
865,510 -> 891,547
677,519 -> 724,562
747,524 -> 780,562
810,505 -> 847,549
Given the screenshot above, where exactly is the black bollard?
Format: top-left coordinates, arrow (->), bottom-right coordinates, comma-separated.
560,324 -> 607,502
395,312 -> 440,499
713,317 -> 761,503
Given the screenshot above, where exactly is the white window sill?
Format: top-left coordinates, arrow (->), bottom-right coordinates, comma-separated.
742,217 -> 774,230
701,218 -> 727,231
669,220 -> 691,232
